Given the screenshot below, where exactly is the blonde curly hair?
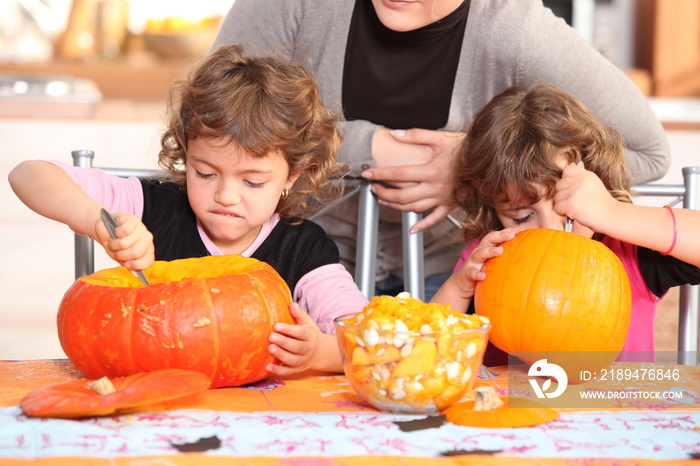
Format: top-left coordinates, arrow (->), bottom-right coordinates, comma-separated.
158,44 -> 347,221
453,83 -> 632,241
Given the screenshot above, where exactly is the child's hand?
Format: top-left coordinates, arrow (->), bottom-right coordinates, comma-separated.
266,303 -> 323,377
432,227 -> 522,309
555,163 -> 617,232
95,212 -> 155,271
456,228 -> 522,296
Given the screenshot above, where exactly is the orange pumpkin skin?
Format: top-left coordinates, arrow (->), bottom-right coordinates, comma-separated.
474,229 -> 631,377
57,255 -> 294,388
20,369 -> 210,418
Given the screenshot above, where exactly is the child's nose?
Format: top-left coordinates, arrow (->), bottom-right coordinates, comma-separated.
215,182 -> 241,205
540,212 -> 566,230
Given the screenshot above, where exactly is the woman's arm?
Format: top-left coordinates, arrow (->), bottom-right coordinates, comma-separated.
363,128 -> 465,231
516,2 -> 670,184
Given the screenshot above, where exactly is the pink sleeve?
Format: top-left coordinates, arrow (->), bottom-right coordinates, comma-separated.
293,264 -> 369,334
49,160 -> 145,217
453,239 -> 481,272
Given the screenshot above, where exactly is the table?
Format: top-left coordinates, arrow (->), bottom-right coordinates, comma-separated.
0,359 -> 698,464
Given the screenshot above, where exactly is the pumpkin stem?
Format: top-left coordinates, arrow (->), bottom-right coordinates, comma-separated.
473,386 -> 504,411
87,376 -> 117,396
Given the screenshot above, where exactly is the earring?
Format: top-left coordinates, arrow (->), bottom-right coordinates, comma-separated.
280,188 -> 290,200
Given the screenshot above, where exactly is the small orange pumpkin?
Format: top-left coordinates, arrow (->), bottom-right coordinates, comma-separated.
57,255 -> 294,388
474,229 -> 632,381
20,369 -> 210,418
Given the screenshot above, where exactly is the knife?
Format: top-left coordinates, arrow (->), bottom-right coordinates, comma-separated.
564,161 -> 585,233
100,208 -> 150,286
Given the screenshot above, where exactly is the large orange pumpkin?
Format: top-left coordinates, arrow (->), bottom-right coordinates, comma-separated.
474,229 -> 631,380
57,255 -> 294,388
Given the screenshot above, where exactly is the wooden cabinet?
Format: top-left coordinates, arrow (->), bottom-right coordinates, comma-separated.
0,58 -> 190,101
636,0 -> 700,96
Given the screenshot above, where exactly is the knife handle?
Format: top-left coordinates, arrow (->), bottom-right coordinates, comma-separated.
99,208 -> 150,286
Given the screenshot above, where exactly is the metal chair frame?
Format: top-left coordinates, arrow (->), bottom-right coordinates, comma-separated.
72,150 -> 699,365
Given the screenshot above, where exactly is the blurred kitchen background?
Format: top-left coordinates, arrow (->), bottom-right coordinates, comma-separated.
1,0 -> 699,360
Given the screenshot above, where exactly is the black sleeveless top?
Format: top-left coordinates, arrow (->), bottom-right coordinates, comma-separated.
140,179 -> 341,292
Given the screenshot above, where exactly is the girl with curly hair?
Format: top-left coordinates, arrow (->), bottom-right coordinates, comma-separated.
432,83 -> 700,360
10,44 -> 367,375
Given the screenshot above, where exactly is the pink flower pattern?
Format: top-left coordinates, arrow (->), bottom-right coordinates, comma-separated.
0,406 -> 698,460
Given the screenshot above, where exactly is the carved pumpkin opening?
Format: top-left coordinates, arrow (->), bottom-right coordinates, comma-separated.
82,255 -> 274,287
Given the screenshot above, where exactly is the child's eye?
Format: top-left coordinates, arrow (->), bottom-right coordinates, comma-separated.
512,214 -> 532,225
244,180 -> 265,188
196,170 -> 214,179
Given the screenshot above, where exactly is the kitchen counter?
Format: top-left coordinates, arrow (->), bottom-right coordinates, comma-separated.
0,57 -> 192,102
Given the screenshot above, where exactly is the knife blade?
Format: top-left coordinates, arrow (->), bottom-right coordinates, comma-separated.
564,161 -> 585,233
100,208 -> 150,286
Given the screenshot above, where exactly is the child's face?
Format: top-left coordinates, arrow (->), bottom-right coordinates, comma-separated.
494,193 -> 566,231
494,151 -> 577,232
493,183 -> 593,237
185,137 -> 299,255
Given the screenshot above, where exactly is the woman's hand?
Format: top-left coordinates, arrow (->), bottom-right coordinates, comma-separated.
363,128 -> 465,232
94,212 -> 155,271
431,228 -> 522,309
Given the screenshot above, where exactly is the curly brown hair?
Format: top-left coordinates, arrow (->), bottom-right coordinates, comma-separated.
158,44 -> 347,221
453,83 -> 632,241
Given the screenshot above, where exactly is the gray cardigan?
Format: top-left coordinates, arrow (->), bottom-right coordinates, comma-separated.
213,0 -> 671,280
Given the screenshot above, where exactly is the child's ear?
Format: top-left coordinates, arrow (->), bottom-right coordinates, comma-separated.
285,170 -> 302,188
553,149 -> 573,170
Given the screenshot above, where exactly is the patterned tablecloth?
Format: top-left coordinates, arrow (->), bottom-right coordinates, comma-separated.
0,359 -> 698,465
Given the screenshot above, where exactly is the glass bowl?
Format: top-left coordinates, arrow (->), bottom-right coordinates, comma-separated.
334,305 -> 490,415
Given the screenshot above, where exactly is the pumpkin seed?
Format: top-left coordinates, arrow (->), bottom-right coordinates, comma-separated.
446,361 -> 460,381
192,317 -> 211,328
391,388 -> 406,400
400,341 -> 414,358
364,328 -> 379,346
461,366 -> 472,384
466,342 -> 477,358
